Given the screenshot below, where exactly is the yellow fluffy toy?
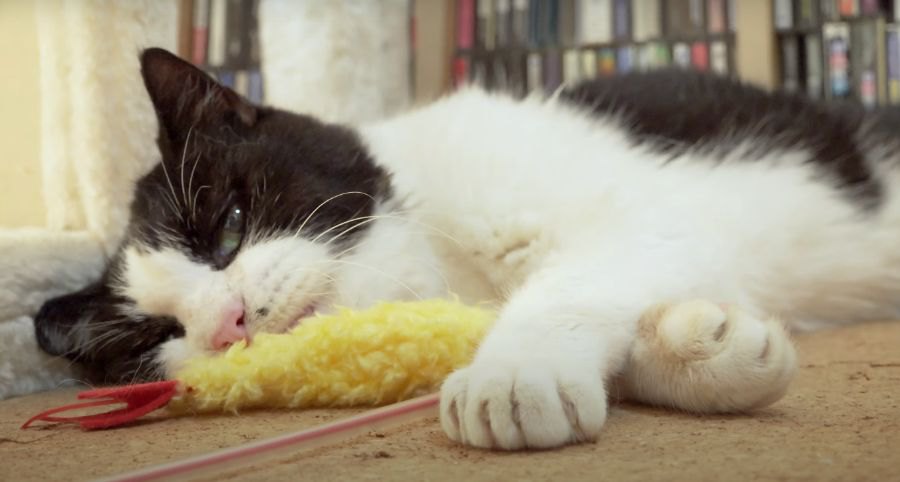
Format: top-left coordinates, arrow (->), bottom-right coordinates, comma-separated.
23,300 -> 494,430
170,299 -> 494,413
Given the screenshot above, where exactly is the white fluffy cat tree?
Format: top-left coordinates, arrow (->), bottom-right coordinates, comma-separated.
0,0 -> 411,399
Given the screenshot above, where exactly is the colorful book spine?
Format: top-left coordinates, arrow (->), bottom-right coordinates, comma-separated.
613,0 -> 631,39
527,52 -> 543,91
839,0 -> 858,17
650,41 -> 670,68
191,0 -> 209,65
217,70 -> 235,89
632,0 -> 661,41
512,0 -> 529,45
453,56 -> 471,87
543,49 -> 563,92
805,34 -> 823,98
495,0 -> 512,47
860,0 -> 879,15
887,26 -> 900,103
616,46 -> 634,73
581,50 -> 599,79
820,0 -> 838,20
774,0 -> 794,30
666,0 -> 705,37
542,0 -> 560,47
850,18 -> 886,107
710,40 -> 728,74
206,0 -> 227,67
528,0 -> 541,46
577,0 -> 613,44
248,69 -> 263,103
557,0 -> 577,46
824,22 -> 851,99
781,36 -> 800,91
728,0 -> 736,31
691,41 -> 709,70
798,0 -> 817,26
673,42 -> 691,68
456,0 -> 476,49
563,49 -> 581,84
707,0 -> 726,33
224,0 -> 246,67
478,0 -> 497,50
599,47 -> 616,76
491,57 -> 510,90
249,0 -> 260,65
234,69 -> 249,97
508,53 -> 528,96
470,57 -> 488,87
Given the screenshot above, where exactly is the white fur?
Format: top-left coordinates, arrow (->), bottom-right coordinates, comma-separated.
2,1 -> 414,401
121,87 -> 900,449
0,229 -> 105,399
0,316 -> 84,399
118,208 -> 445,374
352,88 -> 900,448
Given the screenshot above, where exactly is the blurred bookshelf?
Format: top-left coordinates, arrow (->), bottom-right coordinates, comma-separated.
170,1 -> 900,111
773,0 -> 900,107
450,0 -> 738,96
177,0 -> 264,103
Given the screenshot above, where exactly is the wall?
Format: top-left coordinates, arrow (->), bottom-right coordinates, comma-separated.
413,0 -> 453,105
0,0 -> 44,227
734,0 -> 778,90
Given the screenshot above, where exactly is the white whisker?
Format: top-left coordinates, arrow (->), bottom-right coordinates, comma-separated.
295,191 -> 375,237
159,156 -> 183,218
178,127 -> 195,222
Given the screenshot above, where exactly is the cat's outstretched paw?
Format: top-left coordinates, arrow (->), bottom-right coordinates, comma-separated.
439,357 -> 607,450
623,300 -> 797,413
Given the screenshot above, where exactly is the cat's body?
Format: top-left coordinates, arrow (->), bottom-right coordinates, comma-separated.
33,49 -> 900,449
366,81 -> 900,331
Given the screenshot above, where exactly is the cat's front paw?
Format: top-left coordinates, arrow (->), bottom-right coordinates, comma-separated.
439,357 -> 607,450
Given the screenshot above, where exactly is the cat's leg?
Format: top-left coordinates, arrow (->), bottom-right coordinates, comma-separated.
617,300 -> 797,413
439,257 -> 663,450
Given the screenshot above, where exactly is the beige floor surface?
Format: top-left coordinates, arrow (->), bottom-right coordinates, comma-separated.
1,321 -> 898,482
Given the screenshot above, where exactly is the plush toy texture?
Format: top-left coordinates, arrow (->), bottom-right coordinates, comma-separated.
169,300 -> 494,413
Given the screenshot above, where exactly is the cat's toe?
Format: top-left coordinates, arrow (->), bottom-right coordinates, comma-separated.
439,360 -> 607,450
646,299 -> 731,361
628,300 -> 797,413
439,369 -> 468,444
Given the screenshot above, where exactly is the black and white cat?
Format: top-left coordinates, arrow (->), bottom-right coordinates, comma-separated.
35,48 -> 900,450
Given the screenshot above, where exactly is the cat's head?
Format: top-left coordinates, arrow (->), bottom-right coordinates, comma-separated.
34,48 -> 442,383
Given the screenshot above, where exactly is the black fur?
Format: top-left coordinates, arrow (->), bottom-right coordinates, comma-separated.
561,69 -> 884,210
34,281 -> 183,383
34,48 -> 392,384
131,48 -> 391,259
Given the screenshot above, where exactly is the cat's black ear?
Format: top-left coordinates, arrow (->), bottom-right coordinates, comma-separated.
139,48 -> 257,143
34,280 -> 184,383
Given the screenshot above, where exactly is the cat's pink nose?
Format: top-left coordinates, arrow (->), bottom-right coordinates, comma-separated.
211,301 -> 249,351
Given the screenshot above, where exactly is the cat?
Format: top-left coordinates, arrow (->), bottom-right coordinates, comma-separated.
34,47 -> 900,450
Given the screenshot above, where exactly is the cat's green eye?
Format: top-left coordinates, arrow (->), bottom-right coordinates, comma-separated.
216,204 -> 244,265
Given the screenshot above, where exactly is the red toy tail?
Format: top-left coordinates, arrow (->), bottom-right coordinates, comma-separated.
21,380 -> 179,430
